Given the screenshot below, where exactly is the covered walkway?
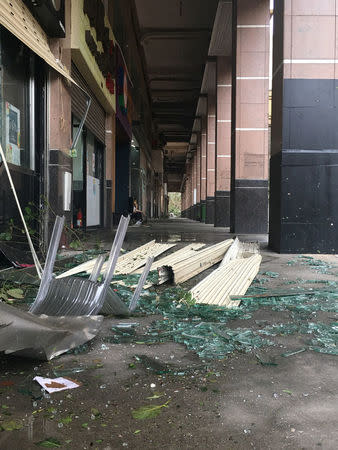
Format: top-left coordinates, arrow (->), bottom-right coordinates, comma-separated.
97,217 -> 268,247
1,220 -> 338,449
1,1 -> 338,448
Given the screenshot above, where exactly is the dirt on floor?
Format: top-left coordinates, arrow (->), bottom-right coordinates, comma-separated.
0,219 -> 338,449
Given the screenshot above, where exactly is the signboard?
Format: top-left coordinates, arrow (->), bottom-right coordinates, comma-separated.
5,102 -> 20,166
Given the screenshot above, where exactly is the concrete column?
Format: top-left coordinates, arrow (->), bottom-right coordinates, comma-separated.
196,130 -> 201,221
181,188 -> 186,217
104,114 -> 114,229
206,63 -> 217,224
48,2 -> 72,238
200,114 -> 207,222
186,161 -> 192,218
191,152 -> 197,220
231,0 -> 270,233
215,56 -> 232,227
270,0 -> 338,253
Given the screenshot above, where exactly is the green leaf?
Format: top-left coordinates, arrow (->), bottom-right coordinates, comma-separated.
81,423 -> 89,429
69,240 -> 82,250
0,419 -> 23,431
0,232 -> 12,241
6,288 -> 24,299
35,437 -> 62,447
132,401 -> 170,420
59,415 -> 73,425
146,393 -> 163,400
282,389 -> 293,395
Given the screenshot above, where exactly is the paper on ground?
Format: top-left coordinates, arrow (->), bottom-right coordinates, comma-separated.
34,376 -> 81,393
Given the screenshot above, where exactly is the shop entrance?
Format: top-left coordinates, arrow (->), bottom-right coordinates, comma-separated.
0,27 -> 46,238
72,119 -> 104,228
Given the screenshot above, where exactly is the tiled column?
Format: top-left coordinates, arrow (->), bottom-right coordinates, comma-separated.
200,114 -> 207,222
231,0 -> 270,233
206,63 -> 217,224
270,0 -> 338,253
196,129 -> 201,221
181,190 -> 185,217
186,161 -> 192,218
182,176 -> 187,217
191,152 -> 197,219
215,56 -> 232,227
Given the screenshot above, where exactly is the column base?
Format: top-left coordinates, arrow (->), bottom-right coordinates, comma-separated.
200,200 -> 206,222
231,180 -> 268,234
214,191 -> 230,227
205,196 -> 215,224
269,150 -> 338,253
195,202 -> 201,221
191,205 -> 196,220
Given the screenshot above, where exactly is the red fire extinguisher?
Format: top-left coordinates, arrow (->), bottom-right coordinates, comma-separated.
77,208 -> 83,227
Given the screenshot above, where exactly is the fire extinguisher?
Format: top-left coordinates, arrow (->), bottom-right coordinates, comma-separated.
77,208 -> 83,227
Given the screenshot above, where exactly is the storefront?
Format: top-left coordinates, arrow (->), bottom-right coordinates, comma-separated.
0,26 -> 46,232
71,63 -> 105,228
70,0 -> 118,229
114,48 -> 133,222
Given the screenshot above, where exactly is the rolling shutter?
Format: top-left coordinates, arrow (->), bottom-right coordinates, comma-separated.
71,62 -> 105,144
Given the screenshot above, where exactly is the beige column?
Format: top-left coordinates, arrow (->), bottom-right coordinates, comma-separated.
187,161 -> 193,218
196,128 -> 201,220
200,113 -> 207,222
270,0 -> 338,253
206,62 -> 217,224
191,151 -> 197,219
215,56 -> 232,227
231,0 -> 270,233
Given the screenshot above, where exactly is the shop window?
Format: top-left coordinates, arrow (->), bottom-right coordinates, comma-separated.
0,28 -> 34,170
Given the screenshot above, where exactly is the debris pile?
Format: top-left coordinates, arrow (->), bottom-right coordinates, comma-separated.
1,197 -> 338,364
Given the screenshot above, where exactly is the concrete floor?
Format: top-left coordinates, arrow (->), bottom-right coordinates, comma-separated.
1,218 -> 338,449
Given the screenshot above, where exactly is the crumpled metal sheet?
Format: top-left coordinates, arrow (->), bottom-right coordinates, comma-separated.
29,277 -> 108,316
100,287 -> 129,315
0,302 -> 103,360
29,215 -> 130,317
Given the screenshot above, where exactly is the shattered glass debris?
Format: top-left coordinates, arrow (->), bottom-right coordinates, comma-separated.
105,279 -> 338,359
262,271 -> 279,278
287,256 -> 335,274
1,229 -> 338,362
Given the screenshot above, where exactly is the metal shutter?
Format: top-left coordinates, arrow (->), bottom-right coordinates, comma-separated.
0,0 -> 72,81
71,62 -> 105,144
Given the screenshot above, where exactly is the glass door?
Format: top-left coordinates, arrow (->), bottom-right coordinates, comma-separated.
72,116 -> 85,228
86,131 -> 103,227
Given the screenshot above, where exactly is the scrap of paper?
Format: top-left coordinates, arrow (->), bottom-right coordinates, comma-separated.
33,376 -> 81,394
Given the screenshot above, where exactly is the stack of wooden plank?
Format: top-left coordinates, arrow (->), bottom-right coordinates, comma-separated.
189,239 -> 261,308
158,239 -> 234,285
